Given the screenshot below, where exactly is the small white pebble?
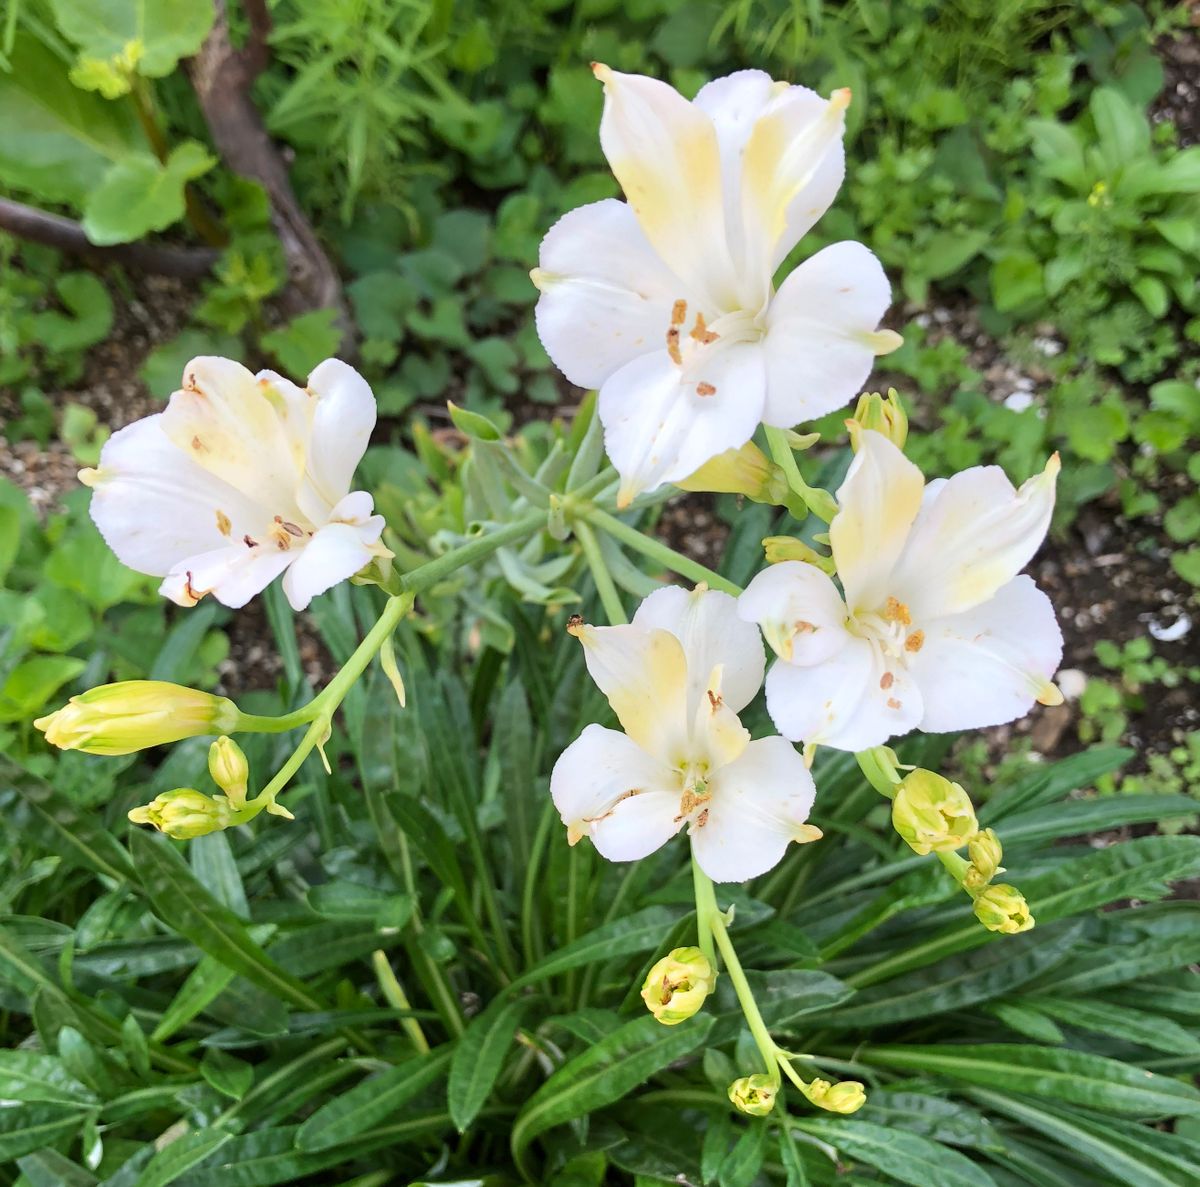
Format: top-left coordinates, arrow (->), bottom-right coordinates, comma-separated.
1004,391 -> 1035,413
1056,669 -> 1088,701
1149,614 -> 1191,643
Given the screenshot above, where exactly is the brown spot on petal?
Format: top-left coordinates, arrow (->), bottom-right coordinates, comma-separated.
696,382 -> 716,397
216,510 -> 231,537
191,435 -> 207,452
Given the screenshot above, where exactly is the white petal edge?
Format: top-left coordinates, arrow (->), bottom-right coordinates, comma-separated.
299,359 -> 378,519
160,544 -> 295,610
281,521 -> 375,611
738,561 -> 851,667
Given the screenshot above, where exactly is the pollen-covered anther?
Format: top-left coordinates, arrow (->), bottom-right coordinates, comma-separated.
884,596 -> 912,625
666,326 -> 683,365
696,382 -> 717,397
274,516 -> 304,537
676,786 -> 712,821
706,688 -> 723,712
905,629 -> 925,653
216,510 -> 231,536
243,535 -> 258,548
671,299 -> 688,326
690,312 -> 719,344
566,613 -> 586,636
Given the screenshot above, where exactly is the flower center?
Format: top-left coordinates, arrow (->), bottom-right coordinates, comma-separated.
664,298 -> 765,400
847,597 -> 926,710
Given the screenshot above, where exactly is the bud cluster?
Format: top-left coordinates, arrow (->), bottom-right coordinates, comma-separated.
641,947 -> 717,1026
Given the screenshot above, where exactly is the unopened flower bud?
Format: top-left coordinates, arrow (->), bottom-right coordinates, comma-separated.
892,770 -> 978,855
847,389 -> 908,451
35,682 -> 240,755
641,946 -> 717,1025
964,828 -> 1004,890
728,1073 -> 777,1116
804,1077 -> 867,1114
208,737 -> 250,809
973,884 -> 1034,934
128,788 -> 233,840
762,536 -> 835,574
676,442 -> 787,505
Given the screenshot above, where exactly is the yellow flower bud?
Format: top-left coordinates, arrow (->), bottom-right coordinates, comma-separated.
128,789 -> 233,840
891,770 -> 978,856
208,737 -> 250,809
964,828 -> 1005,890
676,442 -> 788,505
762,536 -> 836,574
728,1073 -> 777,1116
35,682 -> 240,755
847,389 -> 908,451
641,946 -> 717,1025
804,1077 -> 867,1114
973,884 -> 1035,934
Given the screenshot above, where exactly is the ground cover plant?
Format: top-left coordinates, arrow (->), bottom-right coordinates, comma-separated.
1,1 -> 1198,1185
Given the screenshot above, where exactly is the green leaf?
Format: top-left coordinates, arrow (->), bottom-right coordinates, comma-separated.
295,1050 -> 451,1151
1025,997 -> 1200,1055
26,272 -> 114,352
1002,795 -> 1200,846
0,32 -> 140,205
0,1101 -> 90,1163
860,1044 -> 1200,1118
447,400 -> 503,442
50,0 -> 215,77
130,829 -> 321,1011
15,1150 -> 98,1187
131,1128 -> 234,1187
511,1014 -> 714,1169
82,142 -> 215,245
0,757 -> 136,882
0,1051 -> 97,1106
201,1048 -> 254,1100
796,1118 -> 997,1187
449,996 -> 530,1131
0,655 -> 86,721
991,251 -> 1044,312
1090,87 -> 1150,171
259,309 -> 342,377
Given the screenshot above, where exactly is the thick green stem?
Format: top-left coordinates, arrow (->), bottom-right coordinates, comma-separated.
695,866 -> 779,1085
574,518 -> 628,626
581,506 -> 741,596
691,856 -> 717,967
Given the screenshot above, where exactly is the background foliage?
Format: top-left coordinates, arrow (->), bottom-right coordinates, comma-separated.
0,0 -> 1198,1183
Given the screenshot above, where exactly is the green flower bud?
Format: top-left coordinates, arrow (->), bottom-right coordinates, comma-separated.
208,737 -> 250,809
848,389 -> 908,451
973,884 -> 1034,934
128,789 -> 233,840
676,442 -> 788,505
641,946 -> 717,1025
36,682 -> 240,755
728,1073 -> 777,1116
804,1077 -> 867,1114
964,828 -> 1004,890
891,770 -> 978,856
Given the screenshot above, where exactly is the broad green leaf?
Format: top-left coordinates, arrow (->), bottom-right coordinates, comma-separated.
0,1050 -> 97,1106
130,829 -> 321,1011
508,905 -> 688,992
82,142 -> 215,246
0,1100 -> 90,1162
1002,795 -> 1199,846
132,1129 -> 234,1187
16,1150 -> 98,1187
984,748 -> 1132,820
1031,932 -> 1200,996
1025,997 -> 1200,1055
0,654 -> 86,721
0,757 -> 136,882
295,1049 -> 451,1151
796,1118 -> 998,1187
511,1014 -> 714,1169
862,1091 -> 1001,1149
972,1090 -> 1185,1187
0,32 -> 140,205
860,1044 -> 1200,1117
50,0 -> 215,77
449,996 -> 530,1131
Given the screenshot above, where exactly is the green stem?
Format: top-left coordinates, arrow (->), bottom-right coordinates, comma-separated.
581,506 -> 741,596
764,427 -> 835,524
691,856 -> 717,967
695,865 -> 779,1085
856,748 -> 902,798
574,518 -> 628,625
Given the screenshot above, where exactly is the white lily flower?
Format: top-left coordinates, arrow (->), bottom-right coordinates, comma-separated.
738,431 -> 1064,751
551,586 -> 820,882
81,356 -> 388,612
531,66 -> 901,505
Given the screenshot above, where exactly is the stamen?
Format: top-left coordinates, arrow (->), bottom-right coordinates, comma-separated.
690,312 -> 719,344
706,689 -> 723,712
880,672 -> 894,690
671,299 -> 688,326
216,510 -> 231,537
243,535 -> 258,548
905,630 -> 925,653
887,697 -> 902,710
666,327 -> 682,365
696,382 -> 716,397
884,597 -> 912,625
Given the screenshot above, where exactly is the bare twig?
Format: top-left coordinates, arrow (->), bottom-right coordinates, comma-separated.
187,0 -> 351,343
0,197 -> 220,280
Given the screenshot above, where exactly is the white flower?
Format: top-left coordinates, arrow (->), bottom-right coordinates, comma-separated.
81,356 -> 387,612
531,67 -> 900,505
551,586 -> 819,882
738,431 -> 1064,751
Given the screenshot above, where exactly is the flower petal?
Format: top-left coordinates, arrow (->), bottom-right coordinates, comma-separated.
299,359 -> 378,519
632,585 -> 764,716
281,522 -> 375,611
764,637 -> 923,751
738,561 -> 851,667
550,724 -> 681,860
890,454 -> 1060,621
160,357 -> 306,519
83,415 -> 270,577
160,545 -> 295,610
911,575 -> 1063,733
691,736 -> 816,882
761,242 -> 897,428
599,344 -> 765,504
739,85 -> 849,289
572,621 -> 689,763
593,65 -> 736,309
828,429 -> 925,615
532,198 -> 682,390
